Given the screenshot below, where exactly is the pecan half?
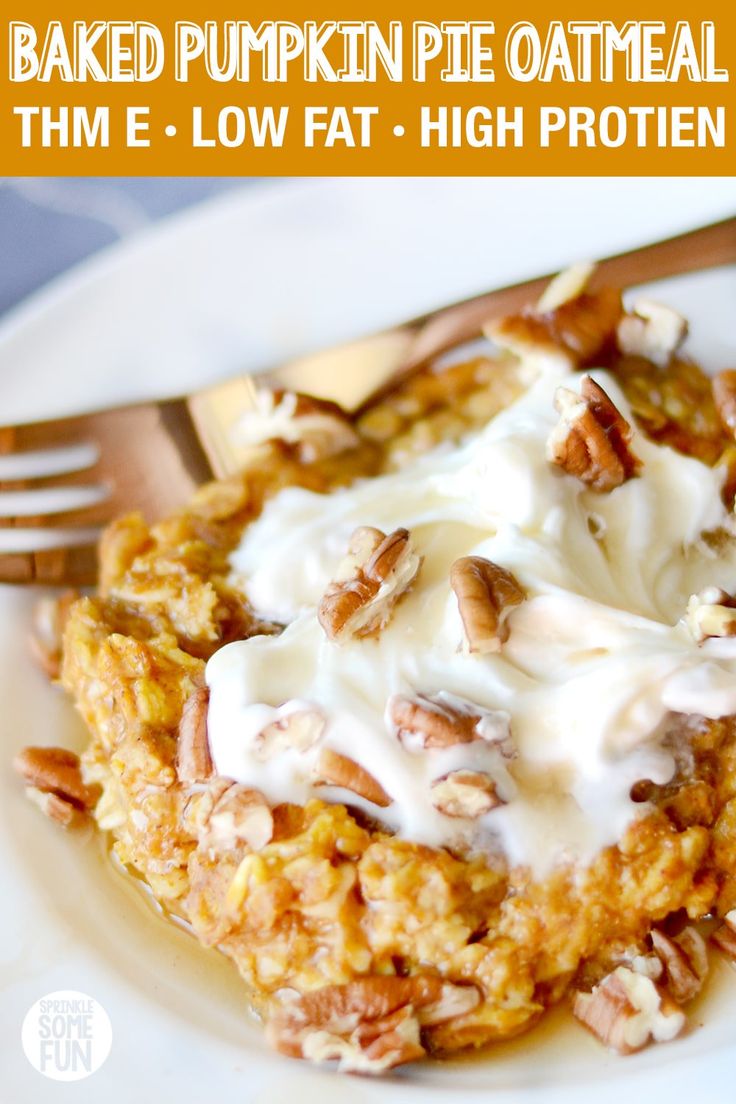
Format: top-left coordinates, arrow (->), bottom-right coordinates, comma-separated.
617,299 -> 688,367
573,966 -> 685,1055
547,375 -> 642,492
713,371 -> 736,437
685,587 -> 736,643
255,706 -> 325,760
390,693 -> 477,748
28,590 -> 78,680
202,783 -> 273,853
176,688 -> 213,784
333,525 -> 385,579
389,692 -> 513,753
431,770 -> 503,818
486,287 -> 622,368
313,748 -> 391,808
236,388 -> 360,463
450,556 -> 525,654
711,910 -> 736,960
318,526 -> 421,641
267,976 -> 480,1073
14,746 -> 98,826
650,926 -> 708,1004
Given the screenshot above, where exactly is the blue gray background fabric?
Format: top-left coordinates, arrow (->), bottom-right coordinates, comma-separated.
0,178 -> 255,317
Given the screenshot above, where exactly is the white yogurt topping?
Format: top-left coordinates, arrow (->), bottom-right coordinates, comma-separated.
206,363 -> 736,873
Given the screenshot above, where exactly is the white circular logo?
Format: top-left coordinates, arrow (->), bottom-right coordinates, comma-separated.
21,990 -> 112,1081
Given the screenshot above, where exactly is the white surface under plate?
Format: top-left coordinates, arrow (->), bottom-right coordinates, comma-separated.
1,178 -> 735,1104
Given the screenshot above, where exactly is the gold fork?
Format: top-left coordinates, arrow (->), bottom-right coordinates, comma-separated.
1,217 -> 734,586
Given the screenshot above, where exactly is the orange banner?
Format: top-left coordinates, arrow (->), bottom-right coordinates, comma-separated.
1,1 -> 734,174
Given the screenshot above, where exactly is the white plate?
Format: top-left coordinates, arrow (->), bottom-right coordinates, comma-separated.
1,178 -> 735,1104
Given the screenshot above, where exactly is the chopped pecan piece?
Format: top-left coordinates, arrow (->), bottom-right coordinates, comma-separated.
686,587 -> 736,643
450,556 -> 525,654
14,746 -> 98,826
631,776 -> 716,832
202,783 -> 273,853
255,705 -> 325,760
236,388 -> 360,463
318,526 -> 421,641
28,590 -> 78,680
713,371 -> 736,437
650,927 -> 708,1004
176,688 -> 213,784
25,787 -> 79,826
431,770 -> 503,818
617,299 -> 687,367
536,262 -> 596,313
573,966 -> 685,1055
313,748 -> 391,808
486,287 -> 622,367
389,692 -> 511,750
614,947 -> 664,982
711,910 -> 736,960
181,775 -> 232,837
267,976 -> 480,1072
547,375 -> 642,492
14,746 -> 95,808
299,1004 -> 424,1072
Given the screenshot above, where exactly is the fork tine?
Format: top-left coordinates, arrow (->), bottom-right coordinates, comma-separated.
0,553 -> 34,583
0,419 -> 108,530
0,414 -> 100,452
0,440 -> 111,532
0,485 -> 110,519
0,399 -> 213,587
0,544 -> 99,586
33,545 -> 98,586
0,523 -> 100,584
0,497 -> 112,531
0,417 -> 107,585
0,467 -> 104,496
0,442 -> 100,482
0,527 -> 102,554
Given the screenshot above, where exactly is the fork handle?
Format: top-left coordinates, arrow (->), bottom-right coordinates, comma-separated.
191,217 -> 736,477
368,216 -> 736,404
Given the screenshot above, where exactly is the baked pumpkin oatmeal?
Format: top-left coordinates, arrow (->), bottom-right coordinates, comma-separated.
15,269 -> 736,1074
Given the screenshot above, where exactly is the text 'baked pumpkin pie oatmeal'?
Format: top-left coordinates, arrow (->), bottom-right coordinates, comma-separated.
15,269 -> 736,1074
